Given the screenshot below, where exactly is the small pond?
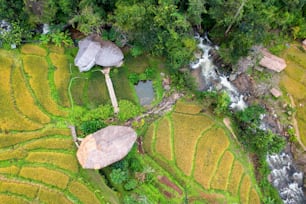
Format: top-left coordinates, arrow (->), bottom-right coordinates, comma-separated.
135,80 -> 155,106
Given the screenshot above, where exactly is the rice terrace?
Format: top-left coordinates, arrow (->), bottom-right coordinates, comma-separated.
144,101 -> 261,203
0,42 -> 264,203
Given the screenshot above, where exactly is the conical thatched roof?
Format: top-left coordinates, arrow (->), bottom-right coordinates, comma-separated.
74,35 -> 124,72
259,48 -> 286,72
76,126 -> 137,169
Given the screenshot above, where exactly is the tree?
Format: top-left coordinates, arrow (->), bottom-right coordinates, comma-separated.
187,0 -> 207,27
70,6 -> 103,35
0,22 -> 29,48
213,91 -> 230,116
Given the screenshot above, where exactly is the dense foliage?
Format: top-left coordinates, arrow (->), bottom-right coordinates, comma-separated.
233,105 -> 285,158
1,0 -> 304,65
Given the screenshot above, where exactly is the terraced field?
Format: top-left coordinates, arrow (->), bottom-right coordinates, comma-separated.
144,100 -> 261,203
280,44 -> 306,146
0,45 -> 118,203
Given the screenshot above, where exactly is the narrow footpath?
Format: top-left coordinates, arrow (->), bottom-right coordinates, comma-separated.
289,95 -> 306,151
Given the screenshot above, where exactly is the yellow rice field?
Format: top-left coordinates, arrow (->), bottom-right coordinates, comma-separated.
143,100 -> 261,202
68,181 -> 101,204
0,54 -> 41,131
38,188 -> 72,204
0,148 -> 28,161
172,112 -> 214,175
193,128 -> 230,189
239,175 -> 251,204
248,188 -> 261,204
0,45 -> 107,204
21,44 -> 47,56
0,180 -> 39,199
25,151 -> 79,172
281,44 -> 306,146
19,166 -> 70,189
11,65 -> 50,124
0,127 -> 70,148
227,160 -> 245,196
50,53 -> 71,107
22,55 -> 67,116
144,124 -> 155,155
174,100 -> 202,114
23,137 -> 74,150
0,165 -> 19,175
210,151 -> 235,190
155,117 -> 172,160
0,194 -> 29,204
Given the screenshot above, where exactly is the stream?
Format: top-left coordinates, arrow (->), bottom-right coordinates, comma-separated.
190,33 -> 305,203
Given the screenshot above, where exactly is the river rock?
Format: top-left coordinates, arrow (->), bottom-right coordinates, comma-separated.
232,73 -> 256,96
229,73 -> 237,81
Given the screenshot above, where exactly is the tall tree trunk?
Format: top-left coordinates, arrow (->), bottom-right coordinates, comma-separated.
225,0 -> 247,36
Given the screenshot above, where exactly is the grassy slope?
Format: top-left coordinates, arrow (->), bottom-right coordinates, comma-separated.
144,100 -> 261,203
0,45 -> 120,204
280,44 -> 306,145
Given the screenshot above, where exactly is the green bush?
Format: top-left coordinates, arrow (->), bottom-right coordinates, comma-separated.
124,179 -> 138,191
80,120 -> 106,135
118,100 -> 141,121
131,45 -> 144,57
213,91 -> 231,116
110,168 -> 128,185
144,67 -> 156,80
128,73 -> 139,85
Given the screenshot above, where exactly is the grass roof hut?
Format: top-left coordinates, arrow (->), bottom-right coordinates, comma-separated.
76,126 -> 137,169
74,35 -> 124,113
259,48 -> 286,72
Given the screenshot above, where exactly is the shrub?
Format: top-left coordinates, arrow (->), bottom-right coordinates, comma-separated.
128,73 -> 140,85
124,179 -> 138,191
213,91 -> 231,116
118,100 -> 141,121
80,120 -> 106,135
144,67 -> 156,80
131,45 -> 144,57
110,168 -> 128,185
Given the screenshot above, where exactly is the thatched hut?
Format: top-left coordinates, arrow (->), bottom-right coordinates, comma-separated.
259,48 -> 286,72
76,126 -> 137,169
74,35 -> 124,72
74,35 -> 124,113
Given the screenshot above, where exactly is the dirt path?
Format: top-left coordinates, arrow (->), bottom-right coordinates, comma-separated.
289,95 -> 306,151
223,117 -> 237,140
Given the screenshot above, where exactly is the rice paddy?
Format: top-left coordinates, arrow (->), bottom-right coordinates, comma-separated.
155,117 -> 172,160
19,166 -> 70,189
0,45 -> 117,203
281,44 -> 306,146
22,55 -> 66,116
50,53 -> 71,107
144,101 -> 261,203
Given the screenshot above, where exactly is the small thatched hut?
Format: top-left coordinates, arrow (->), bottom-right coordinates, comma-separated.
74,35 -> 124,72
259,48 -> 286,72
77,126 -> 137,169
